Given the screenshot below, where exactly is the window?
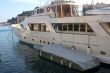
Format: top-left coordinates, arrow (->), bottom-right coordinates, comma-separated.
74,24 -> 79,31
72,5 -> 78,16
28,24 -> 34,30
100,22 -> 110,35
20,24 -> 24,28
51,6 -> 56,16
62,5 -> 71,17
28,24 -> 39,31
43,41 -> 45,44
68,24 -> 73,31
37,8 -> 44,14
63,24 -> 67,31
37,9 -> 40,14
28,23 -> 48,32
38,24 -> 41,31
42,25 -> 46,32
52,23 -> 94,34
80,24 -> 86,32
48,42 -> 50,44
40,40 -> 42,43
87,25 -> 93,32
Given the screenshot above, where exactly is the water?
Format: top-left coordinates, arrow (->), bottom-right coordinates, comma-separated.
0,26 -> 110,73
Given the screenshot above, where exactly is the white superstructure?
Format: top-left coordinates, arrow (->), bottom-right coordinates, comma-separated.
12,0 -> 110,65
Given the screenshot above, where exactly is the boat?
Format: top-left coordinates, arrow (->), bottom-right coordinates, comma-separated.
11,0 -> 110,71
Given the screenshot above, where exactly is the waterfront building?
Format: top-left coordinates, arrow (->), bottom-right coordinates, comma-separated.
7,10 -> 34,24
83,3 -> 110,15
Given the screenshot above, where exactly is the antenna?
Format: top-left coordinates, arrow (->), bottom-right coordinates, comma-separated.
97,0 -> 99,3
91,0 -> 94,9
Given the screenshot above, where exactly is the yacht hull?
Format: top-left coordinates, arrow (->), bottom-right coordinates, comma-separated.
12,26 -> 110,65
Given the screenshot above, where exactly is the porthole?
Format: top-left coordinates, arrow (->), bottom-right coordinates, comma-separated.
100,51 -> 106,55
48,42 -> 50,44
52,43 -> 54,44
40,40 -> 42,43
24,37 -> 26,39
32,39 -> 34,41
43,41 -> 45,44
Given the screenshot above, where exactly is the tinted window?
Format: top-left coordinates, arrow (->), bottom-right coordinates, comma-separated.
74,24 -> 79,31
68,24 -> 73,31
87,25 -> 93,32
100,22 -> 110,35
80,24 -> 86,32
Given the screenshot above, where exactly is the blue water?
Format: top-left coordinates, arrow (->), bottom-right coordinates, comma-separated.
0,26 -> 110,73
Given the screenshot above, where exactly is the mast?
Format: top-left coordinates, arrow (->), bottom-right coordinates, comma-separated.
91,0 -> 94,5
91,0 -> 94,9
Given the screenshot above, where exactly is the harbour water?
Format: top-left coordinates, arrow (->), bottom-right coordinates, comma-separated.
0,26 -> 110,73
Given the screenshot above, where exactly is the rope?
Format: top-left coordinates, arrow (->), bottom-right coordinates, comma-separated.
6,25 -> 14,48
7,26 -> 12,41
11,27 -> 14,49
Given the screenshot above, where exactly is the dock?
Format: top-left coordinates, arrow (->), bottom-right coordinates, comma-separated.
34,44 -> 100,71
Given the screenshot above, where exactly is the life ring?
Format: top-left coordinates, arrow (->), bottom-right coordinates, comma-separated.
47,7 -> 50,12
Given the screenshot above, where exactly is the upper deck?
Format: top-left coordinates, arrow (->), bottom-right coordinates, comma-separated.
33,0 -> 79,18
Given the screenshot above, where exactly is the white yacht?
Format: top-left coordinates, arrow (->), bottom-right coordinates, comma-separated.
12,0 -> 110,71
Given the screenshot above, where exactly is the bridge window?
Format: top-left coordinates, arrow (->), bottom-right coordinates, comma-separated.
37,8 -> 44,14
71,5 -> 79,16
62,5 -> 71,17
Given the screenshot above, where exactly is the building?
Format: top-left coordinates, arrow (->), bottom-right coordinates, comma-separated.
7,17 -> 17,24
7,10 -> 34,24
17,10 -> 34,23
83,3 -> 110,15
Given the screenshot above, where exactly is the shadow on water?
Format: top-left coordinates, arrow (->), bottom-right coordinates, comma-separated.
100,63 -> 110,69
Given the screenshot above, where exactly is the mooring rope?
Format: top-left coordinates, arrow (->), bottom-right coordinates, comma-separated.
7,26 -> 12,40
7,25 -> 14,49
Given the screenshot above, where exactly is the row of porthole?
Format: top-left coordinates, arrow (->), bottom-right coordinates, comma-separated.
29,38 -> 107,56
24,37 -> 55,45
40,40 -> 54,44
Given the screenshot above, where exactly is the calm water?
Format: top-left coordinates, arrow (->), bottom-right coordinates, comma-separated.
0,26 -> 110,73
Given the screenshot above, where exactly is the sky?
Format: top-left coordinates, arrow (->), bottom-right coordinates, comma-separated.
0,0 -> 110,22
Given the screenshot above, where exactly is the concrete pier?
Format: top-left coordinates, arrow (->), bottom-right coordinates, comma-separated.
34,44 -> 100,71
